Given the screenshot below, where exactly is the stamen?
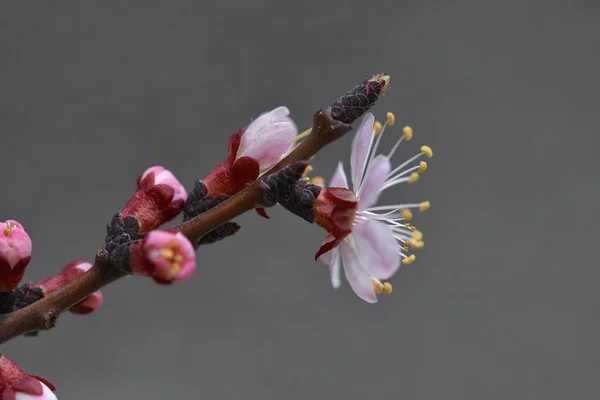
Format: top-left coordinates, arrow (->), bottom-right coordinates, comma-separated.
400,208 -> 412,221
374,121 -> 383,135
413,230 -> 423,241
302,165 -> 314,177
386,112 -> 396,126
408,172 -> 419,184
420,145 -> 433,158
418,161 -> 427,173
301,176 -> 310,182
402,254 -> 416,265
410,240 -> 425,249
387,152 -> 426,180
402,126 -> 413,141
373,279 -> 384,294
311,176 -> 325,186
383,282 -> 393,295
419,201 -> 431,212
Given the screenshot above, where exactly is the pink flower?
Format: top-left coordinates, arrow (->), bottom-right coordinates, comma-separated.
121,166 -> 187,233
203,106 -> 298,198
33,261 -> 103,315
315,112 -> 432,303
0,355 -> 57,400
129,230 -> 196,285
0,220 -> 32,291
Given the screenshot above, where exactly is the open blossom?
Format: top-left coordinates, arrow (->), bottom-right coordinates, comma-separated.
0,220 -> 32,291
0,355 -> 57,400
315,112 -> 432,303
129,230 -> 196,285
33,261 -> 103,315
121,166 -> 187,233
203,106 -> 298,198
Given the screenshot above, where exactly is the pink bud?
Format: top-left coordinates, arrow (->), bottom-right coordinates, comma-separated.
0,220 -> 33,291
33,261 -> 103,315
236,106 -> 298,172
130,230 -> 196,284
0,355 -> 57,400
122,166 -> 188,233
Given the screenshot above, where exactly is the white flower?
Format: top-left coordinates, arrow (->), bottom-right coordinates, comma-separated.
317,112 -> 432,303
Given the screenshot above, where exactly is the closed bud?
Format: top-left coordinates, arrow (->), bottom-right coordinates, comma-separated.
0,221 -> 32,291
121,166 -> 187,233
129,230 -> 196,285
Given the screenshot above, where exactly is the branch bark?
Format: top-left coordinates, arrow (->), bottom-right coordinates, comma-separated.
0,109 -> 351,344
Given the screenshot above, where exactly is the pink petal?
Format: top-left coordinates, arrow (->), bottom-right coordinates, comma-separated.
339,240 -> 377,303
329,162 -> 349,189
236,107 -> 298,171
353,219 -> 401,280
317,235 -> 342,289
358,154 -> 391,210
350,113 -> 375,192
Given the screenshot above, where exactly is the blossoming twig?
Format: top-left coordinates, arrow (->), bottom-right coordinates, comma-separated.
0,108 -> 354,344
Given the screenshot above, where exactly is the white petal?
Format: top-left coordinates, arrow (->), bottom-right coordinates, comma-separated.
350,113 -> 375,192
353,219 -> 401,280
329,162 -> 349,189
329,249 -> 342,289
339,240 -> 377,303
358,154 -> 391,210
15,381 -> 58,400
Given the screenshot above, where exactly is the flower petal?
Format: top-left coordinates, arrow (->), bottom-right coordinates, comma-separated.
339,239 -> 377,303
329,250 -> 342,289
317,235 -> 342,289
329,162 -> 349,189
350,113 -> 375,192
236,107 -> 298,171
353,219 -> 401,280
358,154 -> 391,209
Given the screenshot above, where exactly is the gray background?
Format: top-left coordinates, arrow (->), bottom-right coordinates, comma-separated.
1,0 -> 598,399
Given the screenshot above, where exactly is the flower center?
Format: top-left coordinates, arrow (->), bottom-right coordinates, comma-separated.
158,240 -> 184,279
3,224 -> 16,237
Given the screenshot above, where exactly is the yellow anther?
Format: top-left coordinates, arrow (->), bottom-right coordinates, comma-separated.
402,254 -> 416,265
373,280 -> 384,295
409,226 -> 417,232
311,176 -> 325,186
413,230 -> 423,241
419,201 -> 431,212
374,121 -> 383,135
3,226 -> 13,237
400,208 -> 412,221
160,249 -> 175,260
410,240 -> 425,249
386,112 -> 396,126
302,165 -> 313,176
301,176 -> 310,182
402,126 -> 413,141
383,282 -> 393,296
174,254 -> 184,263
408,172 -> 419,184
421,145 -> 433,158
402,244 -> 410,252
418,161 -> 428,173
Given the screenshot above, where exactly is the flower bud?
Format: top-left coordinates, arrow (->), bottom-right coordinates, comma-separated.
0,220 -> 32,291
33,261 -> 103,315
122,166 -> 187,233
203,107 -> 298,198
129,230 -> 196,285
0,355 -> 57,400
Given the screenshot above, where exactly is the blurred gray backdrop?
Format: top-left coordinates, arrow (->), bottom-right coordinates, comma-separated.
1,1 -> 599,399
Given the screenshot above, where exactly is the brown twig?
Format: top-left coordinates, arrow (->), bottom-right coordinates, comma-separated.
0,109 -> 351,344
